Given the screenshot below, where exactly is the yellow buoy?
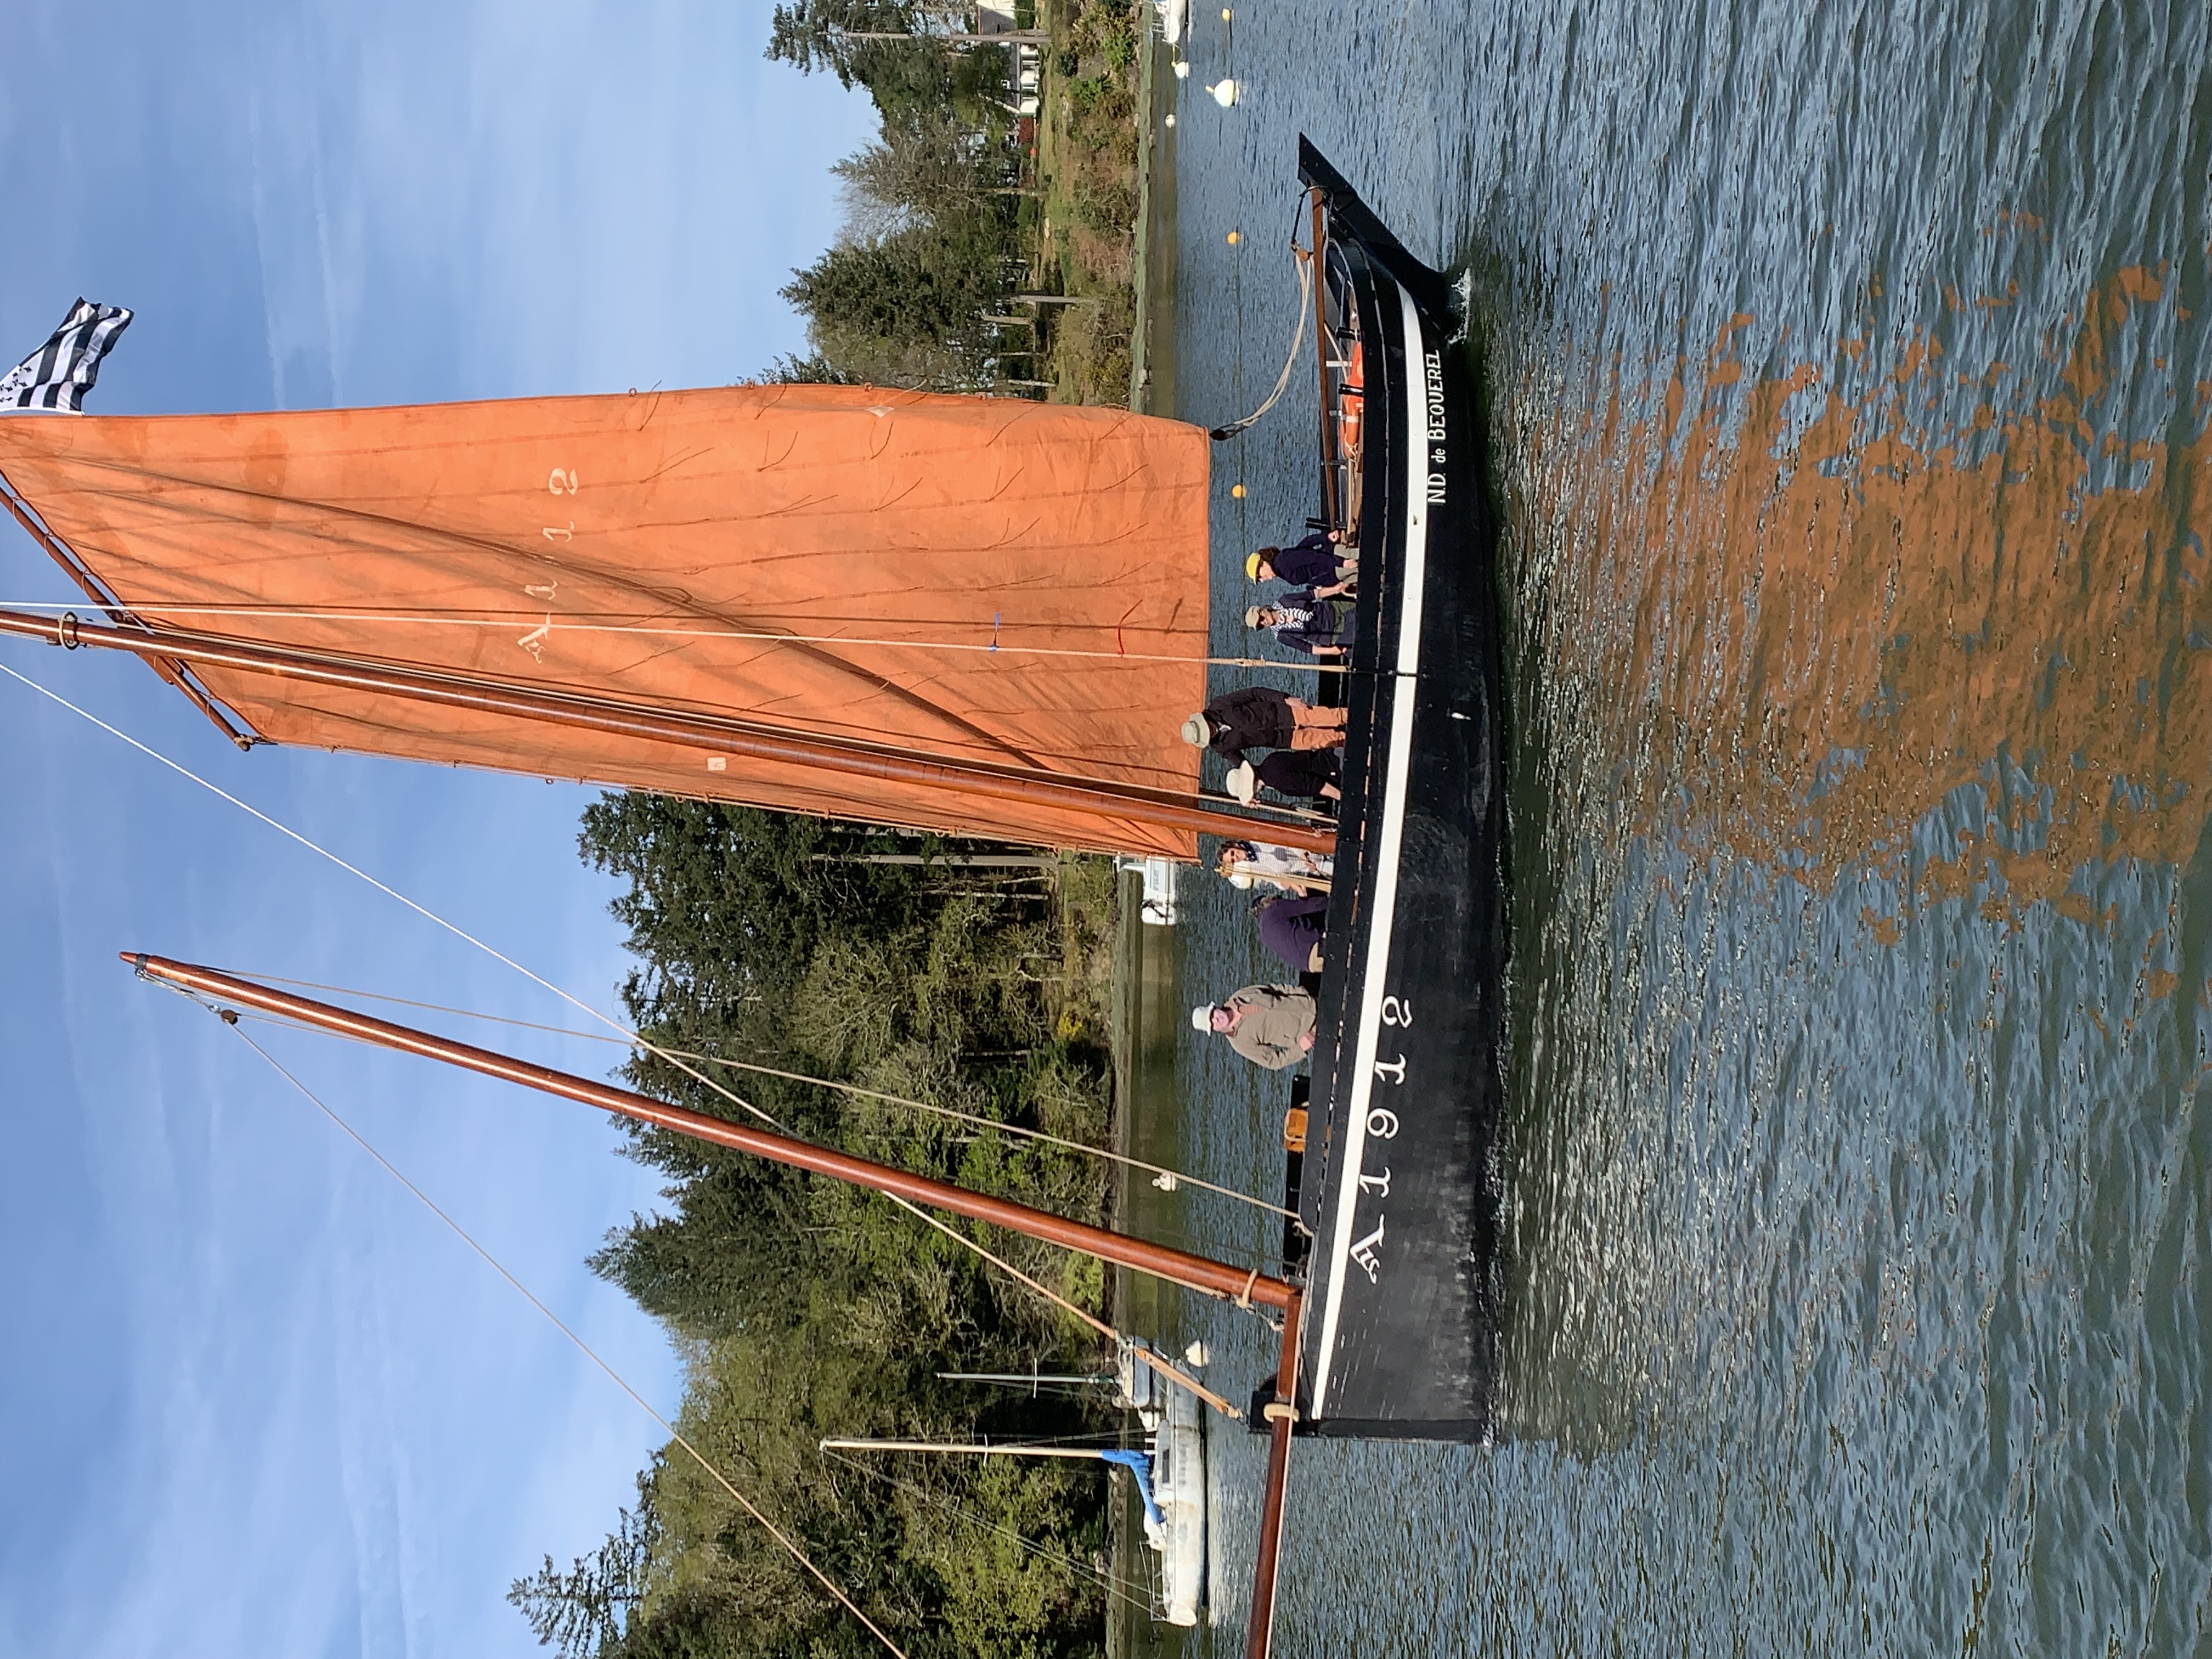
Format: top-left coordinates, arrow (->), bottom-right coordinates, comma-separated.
1231,483 -> 1247,498
1222,6 -> 1232,16
1226,229 -> 1241,244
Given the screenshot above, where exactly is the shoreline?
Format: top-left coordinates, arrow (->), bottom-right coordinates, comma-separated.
1130,9 -> 1179,415
1110,28 -> 1190,1649
1108,867 -> 1193,1658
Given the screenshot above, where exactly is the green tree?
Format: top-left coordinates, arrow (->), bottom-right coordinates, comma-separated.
509,1477 -> 661,1658
781,225 -> 1005,361
834,112 -> 1029,236
766,0 -> 967,126
541,794 -> 1120,1658
751,351 -> 859,385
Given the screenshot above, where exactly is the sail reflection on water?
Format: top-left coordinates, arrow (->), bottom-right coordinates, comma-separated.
1527,269 -> 2212,894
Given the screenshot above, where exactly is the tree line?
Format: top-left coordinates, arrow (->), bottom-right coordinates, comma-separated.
510,797 -> 1125,1658
766,0 -> 1037,390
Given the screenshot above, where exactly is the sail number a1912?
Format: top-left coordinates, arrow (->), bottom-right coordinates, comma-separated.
1347,992 -> 1413,1285
518,465 -> 584,660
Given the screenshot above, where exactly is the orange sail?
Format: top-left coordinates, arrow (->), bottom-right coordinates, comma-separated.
0,385 -> 1215,855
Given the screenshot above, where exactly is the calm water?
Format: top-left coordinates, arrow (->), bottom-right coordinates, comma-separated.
1148,1 -> 2212,1652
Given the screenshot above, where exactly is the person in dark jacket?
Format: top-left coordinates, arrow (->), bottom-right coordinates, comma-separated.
1226,751 -> 1341,804
1179,685 -> 1345,762
1246,589 -> 1352,658
1254,891 -> 1330,973
1247,531 -> 1356,593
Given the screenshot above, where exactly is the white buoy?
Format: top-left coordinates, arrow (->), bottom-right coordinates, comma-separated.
1172,59 -> 1190,78
1164,112 -> 1176,127
1184,1340 -> 1210,1368
1206,77 -> 1238,106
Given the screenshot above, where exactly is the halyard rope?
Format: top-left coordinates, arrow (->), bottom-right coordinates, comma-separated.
1207,247 -> 1313,442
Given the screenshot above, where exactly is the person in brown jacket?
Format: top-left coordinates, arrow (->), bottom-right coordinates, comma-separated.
1190,983 -> 1317,1070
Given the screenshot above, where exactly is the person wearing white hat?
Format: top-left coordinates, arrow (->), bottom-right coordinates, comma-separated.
1216,838 -> 1333,894
1180,686 -> 1344,763
1190,983 -> 1316,1070
1237,750 -> 1340,804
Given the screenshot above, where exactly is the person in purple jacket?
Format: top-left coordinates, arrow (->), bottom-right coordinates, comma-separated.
1253,891 -> 1331,973
1246,530 -> 1357,594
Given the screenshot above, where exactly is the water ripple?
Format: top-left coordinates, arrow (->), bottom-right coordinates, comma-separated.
1158,0 -> 2212,1651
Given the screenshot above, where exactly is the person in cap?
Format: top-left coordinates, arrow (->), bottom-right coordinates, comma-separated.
1247,530 -> 1356,592
1190,983 -> 1317,1070
1246,588 -> 1352,658
1179,685 -> 1345,763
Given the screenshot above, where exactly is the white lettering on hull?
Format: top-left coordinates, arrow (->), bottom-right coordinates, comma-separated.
1424,349 -> 1448,501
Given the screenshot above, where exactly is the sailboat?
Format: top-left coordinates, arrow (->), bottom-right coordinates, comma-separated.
0,144 -> 1505,1650
1283,141 -> 1507,1440
822,1372 -> 1209,1628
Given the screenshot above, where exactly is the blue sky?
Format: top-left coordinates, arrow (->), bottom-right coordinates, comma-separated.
0,4 -> 873,1655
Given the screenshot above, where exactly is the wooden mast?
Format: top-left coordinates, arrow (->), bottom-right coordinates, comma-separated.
1310,187 -> 1344,533
127,952 -> 1297,1308
0,605 -> 1335,855
125,952 -> 1303,1656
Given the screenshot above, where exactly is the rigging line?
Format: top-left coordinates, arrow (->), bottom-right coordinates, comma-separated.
0,599 -> 1351,675
216,972 -> 1304,1226
208,1011 -> 911,1659
0,664 -> 1276,1400
214,997 -> 1248,1418
0,657 -> 795,1129
1207,246 -> 1315,442
816,1447 -> 1158,1618
866,1186 -> 1242,1421
214,989 -> 1261,1413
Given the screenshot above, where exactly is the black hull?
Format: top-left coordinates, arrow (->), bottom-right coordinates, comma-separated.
1290,140 -> 1506,1442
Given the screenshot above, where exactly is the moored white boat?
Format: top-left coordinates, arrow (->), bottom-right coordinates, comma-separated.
1147,1381 -> 1207,1626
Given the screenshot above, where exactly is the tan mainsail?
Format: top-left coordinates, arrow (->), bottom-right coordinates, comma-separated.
0,385 -> 1214,855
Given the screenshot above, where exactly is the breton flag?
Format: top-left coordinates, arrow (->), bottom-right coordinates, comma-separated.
0,298 -> 132,412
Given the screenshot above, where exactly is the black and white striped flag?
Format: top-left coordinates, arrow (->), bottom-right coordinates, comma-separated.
0,298 -> 132,412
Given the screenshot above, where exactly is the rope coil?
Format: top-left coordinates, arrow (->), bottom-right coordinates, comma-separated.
1209,248 -> 1314,442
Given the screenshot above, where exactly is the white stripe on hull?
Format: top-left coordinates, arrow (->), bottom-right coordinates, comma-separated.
1310,276 -> 1431,1418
